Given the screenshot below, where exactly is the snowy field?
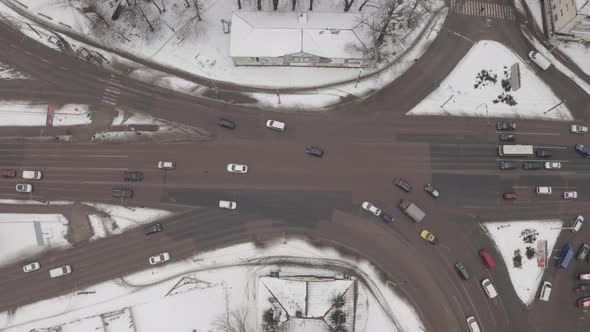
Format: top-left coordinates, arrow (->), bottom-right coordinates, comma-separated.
0,213 -> 69,266
483,220 -> 562,306
0,239 -> 423,332
0,101 -> 91,126
408,40 -> 573,120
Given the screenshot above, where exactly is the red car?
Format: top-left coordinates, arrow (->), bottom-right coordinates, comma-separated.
579,297 -> 590,308
479,249 -> 496,268
578,273 -> 590,281
503,192 -> 517,200
1,169 -> 16,177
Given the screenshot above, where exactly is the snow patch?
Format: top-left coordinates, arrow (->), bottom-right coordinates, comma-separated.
0,102 -> 91,126
84,203 -> 172,238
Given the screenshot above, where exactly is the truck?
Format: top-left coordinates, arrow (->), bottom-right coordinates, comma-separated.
558,242 -> 574,269
399,199 -> 425,223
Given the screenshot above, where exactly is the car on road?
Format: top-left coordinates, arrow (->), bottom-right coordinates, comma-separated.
539,281 -> 552,301
544,162 -> 561,170
49,265 -> 71,278
424,184 -> 439,198
572,215 -> 584,232
149,252 -> 170,265
22,262 -> 41,273
577,273 -> 590,281
393,177 -> 412,192
523,161 -> 543,170
499,161 -> 518,170
122,171 -> 143,181
535,150 -> 552,158
499,134 -> 515,142
157,161 -> 176,169
266,120 -> 285,132
1,169 -> 16,177
479,249 -> 496,268
571,124 -> 588,134
536,186 -> 552,195
217,118 -> 235,129
22,170 -> 42,180
496,122 -> 516,131
226,163 -> 248,174
112,188 -> 133,198
481,278 -> 498,298
455,261 -> 470,280
579,297 -> 590,308
219,200 -> 237,210
502,192 -> 517,200
143,223 -> 162,235
420,229 -> 438,244
15,184 -> 32,193
381,213 -> 395,223
306,146 -> 324,158
576,285 -> 590,292
466,316 -> 481,332
563,191 -> 577,199
361,201 -> 381,216
577,244 -> 590,261
575,144 -> 590,156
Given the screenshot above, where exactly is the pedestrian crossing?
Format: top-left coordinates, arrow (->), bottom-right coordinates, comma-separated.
101,75 -> 121,106
450,0 -> 515,20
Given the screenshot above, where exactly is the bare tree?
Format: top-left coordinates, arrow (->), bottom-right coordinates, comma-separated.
212,307 -> 249,332
273,0 -> 279,10
151,0 -> 162,14
359,0 -> 371,11
193,0 -> 203,21
344,0 -> 355,11
237,0 -> 242,9
257,0 -> 262,10
406,0 -> 433,28
292,0 -> 296,10
309,0 -> 314,10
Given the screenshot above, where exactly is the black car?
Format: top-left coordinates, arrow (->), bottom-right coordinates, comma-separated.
393,177 -> 412,192
499,134 -> 515,142
576,144 -> 590,156
499,161 -> 518,170
577,244 -> 590,260
112,188 -> 133,198
217,118 -> 235,129
523,161 -> 543,170
496,122 -> 516,131
122,171 -> 143,181
306,146 -> 324,157
535,150 -> 552,158
143,223 -> 162,235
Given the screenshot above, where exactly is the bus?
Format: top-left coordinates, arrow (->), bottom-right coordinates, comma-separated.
498,145 -> 534,157
558,242 -> 574,269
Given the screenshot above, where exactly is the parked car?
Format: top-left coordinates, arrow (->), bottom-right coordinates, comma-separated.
571,124 -> 588,134
420,229 -> 438,244
499,161 -> 518,170
122,171 -> 143,181
577,273 -> 590,281
577,244 -> 590,261
1,169 -> 16,177
217,118 -> 235,129
544,162 -> 561,170
576,285 -> 590,292
22,262 -> 41,273
149,252 -> 170,265
496,122 -> 516,131
563,191 -> 578,199
499,134 -> 515,142
481,278 -> 498,298
226,163 -> 248,174
381,213 -> 395,223
15,183 -> 32,193
536,186 -> 552,195
49,265 -> 72,278
539,281 -> 552,301
575,144 -> 590,156
579,297 -> 590,308
143,223 -> 162,235
479,249 -> 496,268
22,170 -> 42,180
112,188 -> 133,198
266,120 -> 285,132
393,177 -> 412,192
424,184 -> 439,198
535,150 -> 552,158
361,201 -> 381,216
157,161 -> 176,169
523,161 -> 543,170
455,261 -> 470,280
306,146 -> 324,158
572,215 -> 584,232
502,192 -> 517,200
219,200 -> 237,210
466,316 -> 481,332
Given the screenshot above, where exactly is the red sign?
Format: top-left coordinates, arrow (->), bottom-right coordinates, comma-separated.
537,240 -> 547,268
46,101 -> 54,127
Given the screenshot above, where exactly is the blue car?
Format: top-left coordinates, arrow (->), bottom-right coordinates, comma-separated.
381,213 -> 395,223
576,144 -> 590,156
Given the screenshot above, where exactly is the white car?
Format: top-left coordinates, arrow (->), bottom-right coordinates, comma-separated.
571,124 -> 588,134
227,163 -> 248,174
361,201 -> 381,216
535,186 -> 551,195
266,120 -> 286,132
157,161 -> 175,169
563,191 -> 577,199
544,162 -> 561,169
481,278 -> 498,299
16,184 -> 32,193
219,200 -> 237,210
22,262 -> 41,273
149,252 -> 170,265
466,316 -> 481,332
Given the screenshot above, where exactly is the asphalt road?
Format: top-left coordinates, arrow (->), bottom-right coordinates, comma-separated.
0,2 -> 590,332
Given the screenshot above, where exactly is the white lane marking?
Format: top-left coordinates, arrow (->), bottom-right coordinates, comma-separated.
40,58 -> 49,63
86,155 -> 128,158
534,146 -> 568,149
60,66 -> 68,70
495,131 -> 561,136
24,51 -> 32,56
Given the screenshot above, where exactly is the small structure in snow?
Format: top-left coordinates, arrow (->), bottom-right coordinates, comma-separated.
230,12 -> 371,68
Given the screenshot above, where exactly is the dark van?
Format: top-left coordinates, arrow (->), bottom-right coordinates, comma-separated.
455,261 -> 470,280
143,223 -> 162,235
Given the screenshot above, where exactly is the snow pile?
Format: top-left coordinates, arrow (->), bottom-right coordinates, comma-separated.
0,61 -> 30,79
558,43 -> 590,76
0,102 -> 91,126
483,220 -> 562,305
409,40 -> 572,120
85,203 -> 172,239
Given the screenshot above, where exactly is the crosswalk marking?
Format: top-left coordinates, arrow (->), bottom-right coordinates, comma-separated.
450,0 -> 515,20
101,77 -> 121,107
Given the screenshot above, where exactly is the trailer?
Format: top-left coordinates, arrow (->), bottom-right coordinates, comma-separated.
558,242 -> 574,269
399,200 -> 425,223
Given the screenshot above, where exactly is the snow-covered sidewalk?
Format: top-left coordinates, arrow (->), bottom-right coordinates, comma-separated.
0,102 -> 91,126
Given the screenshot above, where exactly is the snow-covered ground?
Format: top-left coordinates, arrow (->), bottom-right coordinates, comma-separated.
483,220 -> 562,306
522,0 -> 544,32
0,213 -> 69,266
0,101 -> 91,126
0,61 -> 29,79
558,43 -> 590,76
0,239 -> 424,332
408,40 -> 573,120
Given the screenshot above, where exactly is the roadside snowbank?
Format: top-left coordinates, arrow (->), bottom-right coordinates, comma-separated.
0,101 -> 91,126
84,203 -> 172,239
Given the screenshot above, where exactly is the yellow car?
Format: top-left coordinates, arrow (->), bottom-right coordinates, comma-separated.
420,230 -> 438,244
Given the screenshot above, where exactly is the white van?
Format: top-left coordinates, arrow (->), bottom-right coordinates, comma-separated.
466,316 -> 481,332
572,215 -> 584,232
539,281 -> 552,301
22,170 -> 42,180
536,186 -> 552,195
528,51 -> 551,70
49,265 -> 72,278
481,278 -> 498,298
